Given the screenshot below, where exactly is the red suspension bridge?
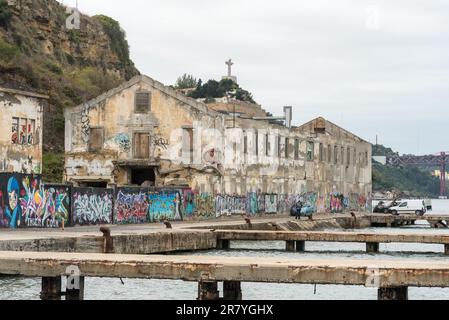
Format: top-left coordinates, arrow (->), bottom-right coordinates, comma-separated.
386,152 -> 449,198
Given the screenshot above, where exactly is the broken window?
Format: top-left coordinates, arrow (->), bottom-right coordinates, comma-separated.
334,146 -> 338,164
307,141 -> 314,161
28,119 -> 35,145
89,127 -> 104,152
319,143 -> 324,162
347,147 -> 351,166
11,117 -> 19,144
265,133 -> 269,156
134,132 -> 150,159
243,132 -> 248,155
294,139 -> 300,160
182,128 -> 194,163
135,91 -> 151,113
19,118 -> 27,145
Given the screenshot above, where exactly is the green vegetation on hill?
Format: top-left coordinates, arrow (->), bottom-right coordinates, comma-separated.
175,74 -> 257,104
372,145 -> 440,197
0,0 -> 139,183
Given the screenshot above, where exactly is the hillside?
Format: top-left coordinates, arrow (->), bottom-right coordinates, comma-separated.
0,0 -> 139,181
372,145 -> 441,197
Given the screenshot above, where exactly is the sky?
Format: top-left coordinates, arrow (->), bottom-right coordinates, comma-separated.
60,0 -> 449,155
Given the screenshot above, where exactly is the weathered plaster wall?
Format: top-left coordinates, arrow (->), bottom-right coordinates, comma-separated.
0,91 -> 44,174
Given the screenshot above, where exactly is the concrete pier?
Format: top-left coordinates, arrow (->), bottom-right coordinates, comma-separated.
214,230 -> 449,254
1,251 -> 449,301
368,214 -> 449,228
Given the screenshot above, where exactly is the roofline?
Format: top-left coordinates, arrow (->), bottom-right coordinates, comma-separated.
0,87 -> 49,100
297,117 -> 371,144
70,75 -> 222,116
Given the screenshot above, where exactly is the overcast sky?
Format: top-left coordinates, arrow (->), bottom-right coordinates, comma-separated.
60,0 -> 449,155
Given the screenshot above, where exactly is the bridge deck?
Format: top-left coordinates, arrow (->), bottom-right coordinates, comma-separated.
1,251 -> 449,288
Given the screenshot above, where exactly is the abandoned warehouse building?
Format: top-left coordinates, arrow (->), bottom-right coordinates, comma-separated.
64,75 -> 372,213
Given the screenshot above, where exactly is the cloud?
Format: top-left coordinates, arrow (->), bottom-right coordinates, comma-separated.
61,0 -> 449,155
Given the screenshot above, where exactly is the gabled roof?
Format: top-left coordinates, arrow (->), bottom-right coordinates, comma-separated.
296,117 -> 371,144
0,87 -> 49,99
69,75 -> 220,116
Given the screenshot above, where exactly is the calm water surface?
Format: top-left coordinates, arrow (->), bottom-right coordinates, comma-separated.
1,199 -> 449,300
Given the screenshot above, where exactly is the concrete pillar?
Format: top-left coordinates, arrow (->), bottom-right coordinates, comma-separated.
286,241 -> 295,252
378,287 -> 408,300
223,281 -> 242,300
217,239 -> 230,250
445,244 -> 449,256
66,276 -> 85,300
295,241 -> 305,252
40,277 -> 62,300
366,242 -> 379,253
198,281 -> 220,300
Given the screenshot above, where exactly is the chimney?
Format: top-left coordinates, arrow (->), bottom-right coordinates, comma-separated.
284,106 -> 292,129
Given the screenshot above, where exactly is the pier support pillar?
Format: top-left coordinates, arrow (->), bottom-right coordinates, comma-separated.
40,277 -> 62,300
66,276 -> 85,300
378,287 -> 408,300
217,239 -> 230,250
286,241 -> 295,252
223,281 -> 242,300
295,241 -> 305,252
445,244 -> 449,256
198,281 -> 220,300
366,242 -> 379,253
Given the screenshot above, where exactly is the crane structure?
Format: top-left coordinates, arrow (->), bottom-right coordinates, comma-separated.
386,152 -> 449,198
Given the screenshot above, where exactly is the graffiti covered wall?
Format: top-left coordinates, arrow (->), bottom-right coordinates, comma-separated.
0,174 -> 71,229
72,188 -> 113,226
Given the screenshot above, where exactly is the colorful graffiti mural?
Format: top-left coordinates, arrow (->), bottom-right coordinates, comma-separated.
215,195 -> 247,217
0,174 -> 70,229
72,188 -> 113,226
265,194 -> 278,214
195,193 -> 215,218
247,192 -> 258,215
115,189 -> 149,224
148,191 -> 182,222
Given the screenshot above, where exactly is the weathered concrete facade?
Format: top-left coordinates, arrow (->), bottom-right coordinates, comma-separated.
64,75 -> 372,214
0,87 -> 47,174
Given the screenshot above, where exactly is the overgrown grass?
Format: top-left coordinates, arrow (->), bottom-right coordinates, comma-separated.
42,152 -> 65,183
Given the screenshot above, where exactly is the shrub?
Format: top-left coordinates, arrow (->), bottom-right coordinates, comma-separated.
0,0 -> 11,29
0,37 -> 19,64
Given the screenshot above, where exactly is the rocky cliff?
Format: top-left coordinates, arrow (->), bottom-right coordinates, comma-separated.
0,0 -> 140,181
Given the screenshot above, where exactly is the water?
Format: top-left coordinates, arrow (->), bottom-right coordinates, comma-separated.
1,199 -> 449,301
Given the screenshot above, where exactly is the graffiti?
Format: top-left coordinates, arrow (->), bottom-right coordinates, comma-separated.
183,189 -> 196,217
152,136 -> 169,150
114,133 -> 131,152
195,193 -> 215,218
72,188 -> 113,226
115,190 -> 149,224
215,195 -> 247,217
5,176 -> 21,228
247,192 -> 258,215
257,193 -> 265,214
265,194 -> 278,214
23,184 -> 70,228
148,191 -> 181,222
330,193 -> 345,213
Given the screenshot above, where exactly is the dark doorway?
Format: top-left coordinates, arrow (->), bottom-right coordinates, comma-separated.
131,168 -> 156,186
79,181 -> 108,188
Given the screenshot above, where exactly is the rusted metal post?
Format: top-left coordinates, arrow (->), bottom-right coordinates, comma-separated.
378,287 -> 408,300
366,242 -> 379,253
40,277 -> 62,300
223,281 -> 242,300
295,241 -> 305,252
197,281 -> 220,300
100,226 -> 114,253
217,239 -> 230,250
286,241 -> 295,252
66,276 -> 85,300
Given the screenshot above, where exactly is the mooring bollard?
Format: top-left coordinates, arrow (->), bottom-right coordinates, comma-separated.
100,226 -> 114,253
